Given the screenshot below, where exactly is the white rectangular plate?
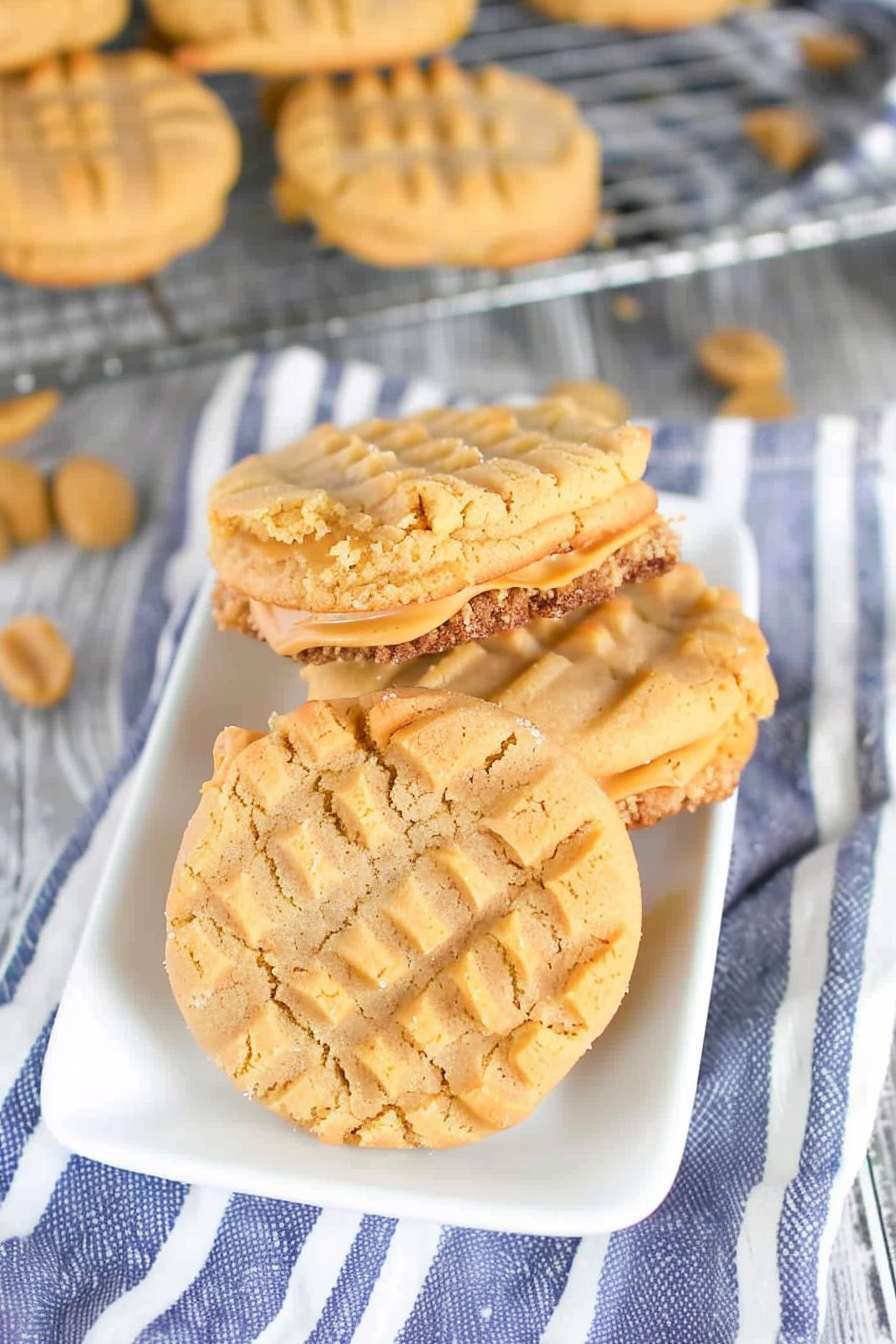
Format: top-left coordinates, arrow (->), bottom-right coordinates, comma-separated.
43,493 -> 758,1236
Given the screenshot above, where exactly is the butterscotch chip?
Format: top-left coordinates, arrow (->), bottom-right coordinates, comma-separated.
0,615 -> 74,708
0,52 -> 241,288
0,460 -> 52,545
717,386 -> 796,421
743,106 -> 821,173
0,391 -> 61,449
549,380 -> 631,425
697,327 -> 786,388
303,565 -> 778,829
166,689 -> 641,1148
0,0 -> 127,72
53,457 -> 137,550
275,60 -> 599,269
524,0 -> 764,28
148,0 -> 477,75
800,32 -> 864,72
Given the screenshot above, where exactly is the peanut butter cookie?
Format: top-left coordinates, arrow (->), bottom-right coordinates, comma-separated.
0,51 -> 241,287
208,399 -> 678,664
275,60 -> 599,269
148,0 -> 477,76
304,565 -> 778,829
166,690 -> 642,1147
0,0 -> 128,73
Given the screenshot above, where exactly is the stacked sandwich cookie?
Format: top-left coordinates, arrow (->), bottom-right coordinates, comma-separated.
164,397 -> 776,1149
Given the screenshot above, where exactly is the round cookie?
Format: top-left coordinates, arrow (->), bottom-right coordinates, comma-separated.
275,59 -> 599,269
0,0 -> 128,73
166,689 -> 642,1149
525,0 -> 763,28
147,0 -> 477,76
0,51 -> 241,288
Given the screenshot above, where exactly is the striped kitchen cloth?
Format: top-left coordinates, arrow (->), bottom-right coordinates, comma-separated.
1,348 -> 896,1344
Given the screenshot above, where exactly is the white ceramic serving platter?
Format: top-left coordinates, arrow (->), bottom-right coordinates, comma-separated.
43,493 -> 757,1236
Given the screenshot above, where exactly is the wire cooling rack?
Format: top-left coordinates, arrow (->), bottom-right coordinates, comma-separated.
2,0 -> 896,396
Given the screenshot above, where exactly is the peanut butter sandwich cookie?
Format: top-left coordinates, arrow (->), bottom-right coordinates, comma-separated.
0,0 -> 128,73
0,51 -> 241,287
209,399 -> 679,666
274,59 -> 599,269
525,0 -> 764,28
304,565 -> 778,829
147,0 -> 477,76
166,689 -> 641,1147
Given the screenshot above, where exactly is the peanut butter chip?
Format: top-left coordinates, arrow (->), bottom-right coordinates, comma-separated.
549,380 -> 631,425
697,327 -> 786,389
0,391 -> 61,449
0,512 -> 12,563
0,459 -> 52,544
742,106 -> 821,172
800,32 -> 864,72
612,294 -> 642,323
717,386 -> 796,421
0,616 -> 74,708
53,457 -> 137,550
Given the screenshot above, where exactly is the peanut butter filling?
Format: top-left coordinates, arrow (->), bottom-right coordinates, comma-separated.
250,517 -> 658,656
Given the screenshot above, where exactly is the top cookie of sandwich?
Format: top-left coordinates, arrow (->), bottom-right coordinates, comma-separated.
0,0 -> 128,72
147,0 -> 477,75
208,399 -> 652,613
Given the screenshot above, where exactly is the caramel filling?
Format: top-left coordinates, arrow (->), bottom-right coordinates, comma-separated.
599,726 -> 729,802
250,518 -> 657,655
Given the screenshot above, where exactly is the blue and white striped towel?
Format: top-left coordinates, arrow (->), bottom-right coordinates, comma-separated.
2,348 -> 896,1343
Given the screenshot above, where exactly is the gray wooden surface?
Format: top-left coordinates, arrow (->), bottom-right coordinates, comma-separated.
4,232 -> 896,1340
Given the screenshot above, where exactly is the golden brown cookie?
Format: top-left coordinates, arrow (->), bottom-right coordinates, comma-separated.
0,459 -> 52,544
275,60 -> 599,269
208,399 -> 678,663
0,391 -> 61,448
0,0 -> 128,73
53,456 -> 137,549
148,0 -> 477,76
0,51 -> 241,288
524,0 -> 764,29
166,689 -> 641,1147
0,615 -> 74,707
303,565 -> 778,828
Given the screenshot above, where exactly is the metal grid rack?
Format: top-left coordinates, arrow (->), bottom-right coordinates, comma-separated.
2,0 -> 896,396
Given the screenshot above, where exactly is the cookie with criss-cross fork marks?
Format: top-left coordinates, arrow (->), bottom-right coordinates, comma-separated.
0,50 -> 241,287
274,59 -> 600,268
0,0 -> 128,73
209,399 -> 679,664
166,690 -> 642,1148
146,0 -> 477,75
304,565 -> 779,829
525,0 -> 766,29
